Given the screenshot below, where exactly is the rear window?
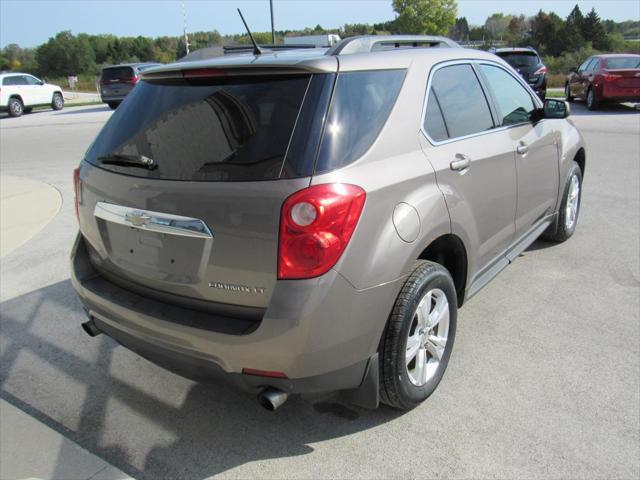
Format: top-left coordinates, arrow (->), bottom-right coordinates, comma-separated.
85,75 -> 312,181
496,52 -> 540,69
605,57 -> 640,69
101,66 -> 135,81
2,76 -> 28,86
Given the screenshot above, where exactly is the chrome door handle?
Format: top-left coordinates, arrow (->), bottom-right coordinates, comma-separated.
450,154 -> 471,171
516,143 -> 529,155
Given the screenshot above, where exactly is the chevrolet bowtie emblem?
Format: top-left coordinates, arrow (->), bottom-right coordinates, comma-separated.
125,211 -> 152,227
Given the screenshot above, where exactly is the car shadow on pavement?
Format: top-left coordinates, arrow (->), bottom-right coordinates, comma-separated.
53,106 -> 111,115
568,101 -> 639,116
0,280 -> 403,480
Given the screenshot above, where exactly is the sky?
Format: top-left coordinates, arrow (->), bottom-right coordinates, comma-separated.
1,0 -> 639,48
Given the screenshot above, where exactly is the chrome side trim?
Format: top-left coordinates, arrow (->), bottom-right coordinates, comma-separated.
94,202 -> 213,239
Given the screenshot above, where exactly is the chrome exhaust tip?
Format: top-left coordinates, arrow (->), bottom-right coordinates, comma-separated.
258,387 -> 288,411
81,319 -> 101,337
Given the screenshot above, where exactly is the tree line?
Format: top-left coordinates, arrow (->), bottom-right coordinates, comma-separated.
0,0 -> 638,80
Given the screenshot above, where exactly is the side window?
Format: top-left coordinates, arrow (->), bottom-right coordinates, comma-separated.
586,58 -> 600,71
423,89 -> 449,142
15,76 -> 29,86
577,58 -> 592,73
25,76 -> 41,85
428,64 -> 494,140
479,64 -> 535,126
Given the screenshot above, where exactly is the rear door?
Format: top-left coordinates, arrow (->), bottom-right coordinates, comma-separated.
78,71 -> 332,308
420,62 -> 517,281
478,63 -> 559,238
10,75 -> 34,105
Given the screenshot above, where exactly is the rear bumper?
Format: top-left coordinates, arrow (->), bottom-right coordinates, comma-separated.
601,84 -> 640,102
71,233 -> 404,394
100,95 -> 126,103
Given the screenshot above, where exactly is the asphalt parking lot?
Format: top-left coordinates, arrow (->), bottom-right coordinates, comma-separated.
1,103 -> 639,479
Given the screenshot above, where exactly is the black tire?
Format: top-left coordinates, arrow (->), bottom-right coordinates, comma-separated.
379,260 -> 457,410
52,92 -> 64,110
8,97 -> 24,117
565,83 -> 574,102
586,87 -> 599,110
541,161 -> 583,242
24,107 -> 33,113
107,102 -> 119,110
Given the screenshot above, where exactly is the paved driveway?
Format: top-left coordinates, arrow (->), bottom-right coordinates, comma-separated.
0,103 -> 638,479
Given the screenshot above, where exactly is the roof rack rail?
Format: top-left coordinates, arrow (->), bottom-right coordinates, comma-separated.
326,35 -> 460,55
223,44 -> 317,55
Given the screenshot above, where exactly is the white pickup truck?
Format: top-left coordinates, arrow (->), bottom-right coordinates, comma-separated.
0,73 -> 64,117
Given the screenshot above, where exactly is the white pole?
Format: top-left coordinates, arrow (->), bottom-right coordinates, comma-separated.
182,0 -> 190,55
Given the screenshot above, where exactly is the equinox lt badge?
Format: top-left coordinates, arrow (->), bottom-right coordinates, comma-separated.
208,281 -> 266,295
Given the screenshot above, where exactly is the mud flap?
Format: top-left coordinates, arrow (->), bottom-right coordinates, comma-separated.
340,353 -> 379,409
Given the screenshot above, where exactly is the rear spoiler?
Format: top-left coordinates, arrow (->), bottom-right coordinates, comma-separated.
326,35 -> 460,55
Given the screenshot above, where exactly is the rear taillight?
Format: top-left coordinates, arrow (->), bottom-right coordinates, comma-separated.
278,183 -> 366,280
603,73 -> 622,82
534,66 -> 548,75
125,76 -> 139,84
99,79 -> 107,85
73,167 -> 80,222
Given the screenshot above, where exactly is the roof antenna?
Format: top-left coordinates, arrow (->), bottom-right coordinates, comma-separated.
237,8 -> 262,56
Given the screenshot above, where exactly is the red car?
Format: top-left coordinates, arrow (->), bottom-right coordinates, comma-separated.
565,54 -> 640,110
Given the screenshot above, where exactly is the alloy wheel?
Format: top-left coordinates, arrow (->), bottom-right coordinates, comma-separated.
565,174 -> 580,230
405,288 -> 450,386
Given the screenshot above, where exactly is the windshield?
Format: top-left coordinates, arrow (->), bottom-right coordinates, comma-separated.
85,75 -> 312,181
496,52 -> 540,68
605,57 -> 640,69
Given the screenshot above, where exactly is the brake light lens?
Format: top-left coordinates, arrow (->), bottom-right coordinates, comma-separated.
242,368 -> 288,379
125,76 -> 139,84
534,66 -> 548,75
278,183 -> 366,280
73,167 -> 80,222
182,68 -> 224,79
603,73 -> 622,82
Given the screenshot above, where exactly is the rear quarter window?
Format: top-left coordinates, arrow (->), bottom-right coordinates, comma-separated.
314,69 -> 406,173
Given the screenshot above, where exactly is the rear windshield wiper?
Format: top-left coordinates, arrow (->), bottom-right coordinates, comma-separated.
98,153 -> 157,170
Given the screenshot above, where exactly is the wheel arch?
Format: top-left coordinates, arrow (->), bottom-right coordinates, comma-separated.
574,147 -> 586,179
417,233 -> 468,307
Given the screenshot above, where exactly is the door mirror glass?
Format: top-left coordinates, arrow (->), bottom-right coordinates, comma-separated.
543,99 -> 570,119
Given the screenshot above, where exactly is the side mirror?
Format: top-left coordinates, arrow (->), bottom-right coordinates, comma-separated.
542,98 -> 570,119
39,80 -> 44,85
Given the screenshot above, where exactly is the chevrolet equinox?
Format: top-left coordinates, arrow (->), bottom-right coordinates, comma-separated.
71,36 -> 585,410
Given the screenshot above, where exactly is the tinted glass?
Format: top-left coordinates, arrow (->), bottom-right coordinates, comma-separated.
101,66 -> 135,81
586,58 -> 600,71
605,57 -> 640,69
431,64 -> 494,139
3,76 -> 28,86
496,52 -> 540,69
480,65 -> 535,126
85,75 -> 311,181
25,75 -> 41,85
423,89 -> 449,142
314,69 -> 406,173
578,58 -> 592,72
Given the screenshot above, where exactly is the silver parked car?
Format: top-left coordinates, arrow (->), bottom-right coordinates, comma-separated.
72,36 -> 585,410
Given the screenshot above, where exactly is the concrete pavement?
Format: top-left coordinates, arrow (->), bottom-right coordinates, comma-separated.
0,103 -> 638,479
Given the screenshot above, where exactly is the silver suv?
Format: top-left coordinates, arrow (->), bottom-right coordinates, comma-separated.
72,36 -> 585,411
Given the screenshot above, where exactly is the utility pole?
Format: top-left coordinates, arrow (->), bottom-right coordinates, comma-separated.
182,0 -> 190,55
270,0 -> 275,44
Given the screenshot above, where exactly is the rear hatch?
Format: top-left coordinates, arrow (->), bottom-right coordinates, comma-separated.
79,68 -> 334,309
496,51 -> 543,84
100,66 -> 138,97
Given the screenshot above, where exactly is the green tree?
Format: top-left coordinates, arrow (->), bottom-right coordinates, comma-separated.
506,15 -> 528,46
484,13 -> 511,40
562,5 -> 586,52
392,0 -> 457,36
36,31 -> 95,77
529,10 -> 564,56
582,8 -> 609,50
449,17 -> 469,41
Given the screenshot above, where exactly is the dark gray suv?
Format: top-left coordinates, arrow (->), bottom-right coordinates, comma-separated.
72,36 -> 585,410
99,63 -> 160,109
